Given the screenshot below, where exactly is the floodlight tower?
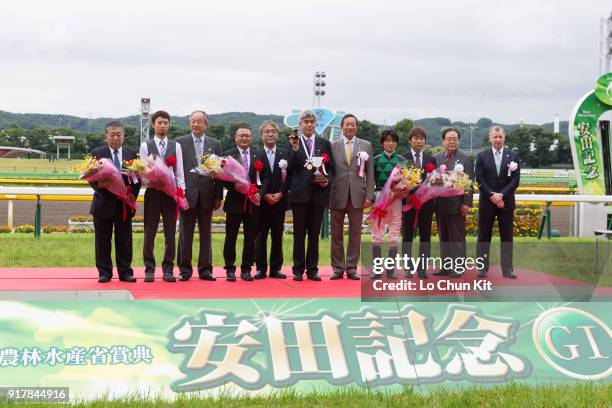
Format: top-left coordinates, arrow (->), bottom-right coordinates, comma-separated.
140,98 -> 151,145
313,71 -> 327,107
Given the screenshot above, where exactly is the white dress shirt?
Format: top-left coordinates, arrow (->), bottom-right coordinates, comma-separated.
139,136 -> 186,189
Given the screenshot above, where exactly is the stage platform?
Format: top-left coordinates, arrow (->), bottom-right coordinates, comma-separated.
1,266 -> 609,300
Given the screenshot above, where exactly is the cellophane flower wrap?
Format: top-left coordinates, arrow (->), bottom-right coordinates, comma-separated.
403,164 -> 474,212
192,154 -> 260,205
77,154 -> 136,217
368,164 -> 421,227
140,155 -> 188,213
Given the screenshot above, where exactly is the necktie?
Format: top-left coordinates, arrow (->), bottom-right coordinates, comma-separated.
495,150 -> 502,176
242,149 -> 249,172
346,140 -> 352,164
113,149 -> 120,169
415,152 -> 421,169
159,139 -> 166,157
195,138 -> 203,161
445,153 -> 452,167
267,149 -> 275,171
305,137 -> 312,154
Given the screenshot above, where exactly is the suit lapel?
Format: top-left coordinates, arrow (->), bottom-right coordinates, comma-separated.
499,147 -> 511,178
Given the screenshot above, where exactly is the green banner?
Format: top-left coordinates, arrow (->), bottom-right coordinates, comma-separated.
0,299 -> 610,400
570,72 -> 612,195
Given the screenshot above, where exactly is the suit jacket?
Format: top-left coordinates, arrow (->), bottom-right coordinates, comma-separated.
261,146 -> 292,211
287,135 -> 334,206
89,145 -> 141,219
403,150 -> 437,212
475,147 -> 520,211
176,133 -> 223,210
434,150 -> 474,215
222,146 -> 270,214
329,137 -> 375,209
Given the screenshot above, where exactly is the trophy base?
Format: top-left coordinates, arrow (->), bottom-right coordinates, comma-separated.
309,174 -> 327,185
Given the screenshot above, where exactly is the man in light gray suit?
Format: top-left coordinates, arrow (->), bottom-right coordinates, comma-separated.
329,114 -> 375,280
175,110 -> 223,281
434,128 -> 474,278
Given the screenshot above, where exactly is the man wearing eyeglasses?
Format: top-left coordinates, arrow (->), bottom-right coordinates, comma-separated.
254,121 -> 291,279
434,128 -> 474,278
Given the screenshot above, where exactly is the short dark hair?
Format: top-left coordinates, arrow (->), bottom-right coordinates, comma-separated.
379,129 -> 399,144
408,127 -> 427,141
104,120 -> 124,133
151,110 -> 170,124
442,127 -> 461,140
235,125 -> 253,134
341,113 -> 359,128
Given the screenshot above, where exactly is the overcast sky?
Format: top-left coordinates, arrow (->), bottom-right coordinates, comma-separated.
1,0 -> 610,125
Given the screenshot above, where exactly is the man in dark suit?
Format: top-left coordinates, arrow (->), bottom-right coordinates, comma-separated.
402,127 -> 437,279
222,125 -> 269,281
139,110 -> 185,283
90,121 -> 141,283
433,128 -> 474,278
475,126 -> 520,279
254,121 -> 291,279
175,111 -> 223,281
287,110 -> 335,281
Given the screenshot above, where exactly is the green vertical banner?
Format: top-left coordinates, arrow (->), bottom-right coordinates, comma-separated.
570,73 -> 612,195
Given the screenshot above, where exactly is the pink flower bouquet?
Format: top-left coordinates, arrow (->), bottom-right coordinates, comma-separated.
78,155 -> 136,219
192,154 -> 260,206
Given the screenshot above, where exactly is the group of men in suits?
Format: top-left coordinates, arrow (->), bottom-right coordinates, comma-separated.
90,110 -> 520,282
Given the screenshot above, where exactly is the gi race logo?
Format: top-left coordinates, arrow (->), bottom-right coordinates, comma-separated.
532,307 -> 611,380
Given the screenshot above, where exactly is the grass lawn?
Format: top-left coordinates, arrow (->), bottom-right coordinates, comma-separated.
0,383 -> 609,407
0,234 -> 610,286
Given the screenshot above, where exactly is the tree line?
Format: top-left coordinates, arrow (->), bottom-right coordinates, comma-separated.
0,119 -> 573,168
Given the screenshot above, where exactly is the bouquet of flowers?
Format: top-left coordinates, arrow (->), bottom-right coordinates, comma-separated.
367,164 -> 422,227
403,163 -> 475,213
77,154 -> 136,220
123,155 -> 187,218
192,154 -> 260,206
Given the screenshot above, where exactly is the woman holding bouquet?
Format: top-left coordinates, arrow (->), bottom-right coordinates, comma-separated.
370,129 -> 406,279
89,121 -> 141,283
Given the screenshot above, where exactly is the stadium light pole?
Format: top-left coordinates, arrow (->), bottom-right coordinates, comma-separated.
313,71 -> 326,108
140,98 -> 151,145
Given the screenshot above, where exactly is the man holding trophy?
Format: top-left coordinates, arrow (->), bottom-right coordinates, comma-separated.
287,110 -> 334,281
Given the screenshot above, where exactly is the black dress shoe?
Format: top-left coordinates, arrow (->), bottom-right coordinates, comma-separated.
254,271 -> 267,280
163,274 -> 177,282
447,271 -> 462,278
179,275 -> 190,281
503,272 -> 518,279
418,271 -> 428,279
241,273 -> 254,281
119,276 -> 137,282
307,275 -> 322,281
269,272 -> 287,279
226,272 -> 236,282
98,276 -> 111,283
293,274 -> 303,281
433,270 -> 450,276
199,274 -> 216,281
371,274 -> 382,279
386,272 -> 398,279
478,270 -> 488,278
346,273 -> 360,280
144,273 -> 154,283
330,271 -> 344,280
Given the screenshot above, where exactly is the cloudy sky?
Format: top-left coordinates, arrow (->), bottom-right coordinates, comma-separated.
1,0 -> 610,125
